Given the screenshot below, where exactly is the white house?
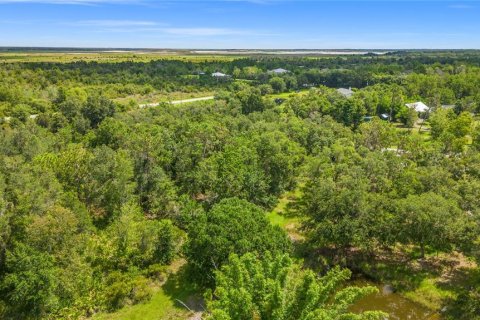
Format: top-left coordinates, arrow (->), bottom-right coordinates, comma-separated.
211,72 -> 228,78
405,102 -> 429,113
337,87 -> 354,98
268,68 -> 289,74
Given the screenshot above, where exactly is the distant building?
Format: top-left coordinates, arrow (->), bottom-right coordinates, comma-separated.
337,87 -> 354,98
441,104 -> 456,110
380,113 -> 390,120
212,72 -> 229,78
405,101 -> 429,113
268,68 -> 289,74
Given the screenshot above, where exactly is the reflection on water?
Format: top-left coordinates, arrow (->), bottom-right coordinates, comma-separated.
349,280 -> 441,320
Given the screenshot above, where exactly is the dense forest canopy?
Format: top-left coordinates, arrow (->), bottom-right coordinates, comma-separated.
0,51 -> 479,319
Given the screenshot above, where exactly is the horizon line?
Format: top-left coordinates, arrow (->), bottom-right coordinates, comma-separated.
2,46 -> 480,51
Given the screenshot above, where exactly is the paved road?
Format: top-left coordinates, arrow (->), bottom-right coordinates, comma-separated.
139,96 -> 215,108
1,96 -> 216,122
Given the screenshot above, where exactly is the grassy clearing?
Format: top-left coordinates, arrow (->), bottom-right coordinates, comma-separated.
93,287 -> 190,320
393,121 -> 432,138
92,260 -> 201,320
404,278 -> 455,310
267,89 -> 310,100
267,184 -> 305,243
266,197 -> 296,229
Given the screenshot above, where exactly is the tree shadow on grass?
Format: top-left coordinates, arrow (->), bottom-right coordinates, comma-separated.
356,248 -> 451,290
438,266 -> 480,319
340,247 -> 478,317
162,264 -> 205,314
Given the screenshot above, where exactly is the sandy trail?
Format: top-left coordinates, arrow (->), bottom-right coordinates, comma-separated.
139,96 -> 215,108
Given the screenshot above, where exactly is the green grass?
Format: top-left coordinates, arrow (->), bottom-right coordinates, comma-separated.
404,278 -> 455,311
267,186 -> 302,224
266,184 -> 305,244
267,196 -> 294,228
93,287 -> 190,320
266,210 -> 290,228
267,89 -> 310,100
357,247 -> 477,312
92,262 -> 201,320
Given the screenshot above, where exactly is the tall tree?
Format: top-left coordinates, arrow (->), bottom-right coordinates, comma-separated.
185,198 -> 290,286
395,193 -> 469,258
206,252 -> 386,320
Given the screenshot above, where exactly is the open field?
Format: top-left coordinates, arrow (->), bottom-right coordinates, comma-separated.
4,49 -> 480,64
0,52 -> 241,63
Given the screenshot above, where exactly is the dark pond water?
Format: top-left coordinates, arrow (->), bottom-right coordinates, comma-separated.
349,280 -> 441,320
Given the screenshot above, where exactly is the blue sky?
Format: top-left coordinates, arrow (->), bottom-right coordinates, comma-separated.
0,1 -> 479,49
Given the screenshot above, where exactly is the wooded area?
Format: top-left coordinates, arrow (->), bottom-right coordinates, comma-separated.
0,51 -> 479,319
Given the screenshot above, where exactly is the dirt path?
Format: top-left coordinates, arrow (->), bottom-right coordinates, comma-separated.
2,96 -> 216,123
139,96 -> 215,108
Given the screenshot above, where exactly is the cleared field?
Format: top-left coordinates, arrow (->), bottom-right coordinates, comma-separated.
0,52 -> 240,63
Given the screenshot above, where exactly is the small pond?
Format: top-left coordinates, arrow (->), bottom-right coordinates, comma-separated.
349,280 -> 441,320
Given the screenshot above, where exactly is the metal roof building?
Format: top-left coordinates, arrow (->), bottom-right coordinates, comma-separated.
268,68 -> 290,74
212,72 -> 228,77
405,102 -> 429,112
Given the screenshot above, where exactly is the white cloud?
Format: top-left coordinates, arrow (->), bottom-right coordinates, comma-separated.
0,17 -> 270,37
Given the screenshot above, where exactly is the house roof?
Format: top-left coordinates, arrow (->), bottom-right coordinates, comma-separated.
380,113 -> 390,119
337,87 -> 354,98
269,68 -> 289,74
405,101 -> 429,112
212,72 -> 228,77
